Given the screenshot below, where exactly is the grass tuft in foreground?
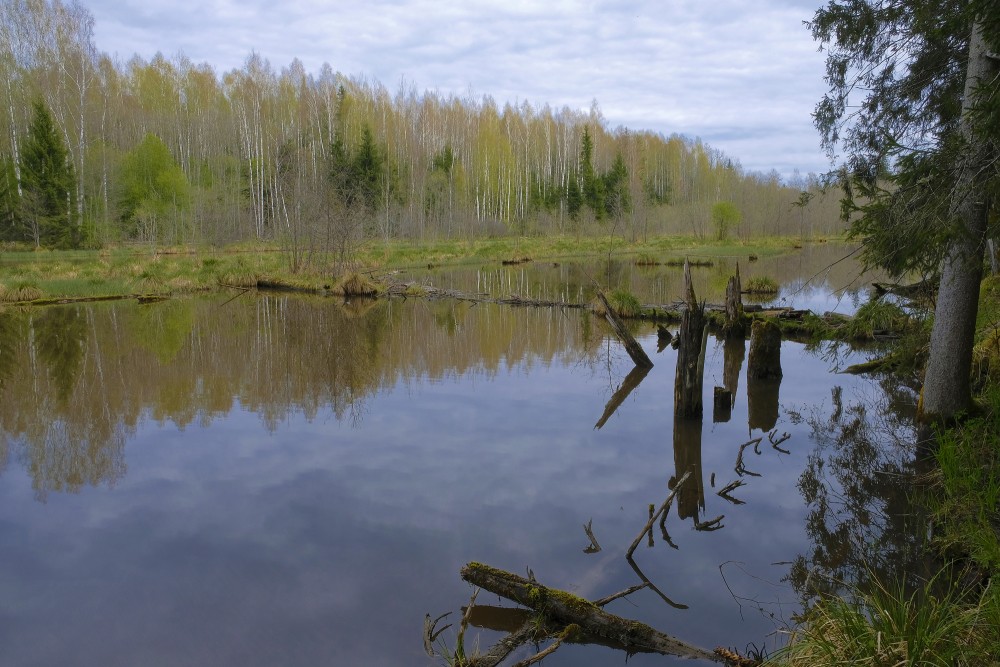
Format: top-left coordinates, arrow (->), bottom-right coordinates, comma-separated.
768,570 -> 999,666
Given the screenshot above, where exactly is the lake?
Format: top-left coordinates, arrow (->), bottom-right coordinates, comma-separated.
0,246 -> 924,666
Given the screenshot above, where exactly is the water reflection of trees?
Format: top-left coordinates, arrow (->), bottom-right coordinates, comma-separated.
786,376 -> 934,602
0,295 -> 604,498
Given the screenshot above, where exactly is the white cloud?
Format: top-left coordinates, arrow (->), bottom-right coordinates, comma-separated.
85,0 -> 831,177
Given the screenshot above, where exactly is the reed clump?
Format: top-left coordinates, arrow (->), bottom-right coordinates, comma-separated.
331,272 -> 382,297
744,276 -> 779,294
592,288 -> 642,318
0,281 -> 42,302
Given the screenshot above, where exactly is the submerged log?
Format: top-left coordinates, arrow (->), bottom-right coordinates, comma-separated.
595,290 -> 654,368
459,563 -> 721,662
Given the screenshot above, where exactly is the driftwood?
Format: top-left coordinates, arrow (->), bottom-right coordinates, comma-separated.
595,290 -> 654,368
459,562 -> 721,663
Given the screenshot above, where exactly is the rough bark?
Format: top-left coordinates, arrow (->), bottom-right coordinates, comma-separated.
724,263 -> 745,336
920,22 -> 998,422
674,259 -> 708,418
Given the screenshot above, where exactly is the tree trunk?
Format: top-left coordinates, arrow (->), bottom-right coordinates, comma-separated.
674,259 -> 708,418
920,22 -> 998,422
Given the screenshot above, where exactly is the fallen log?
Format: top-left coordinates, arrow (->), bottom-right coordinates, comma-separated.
595,290 -> 654,368
460,562 -> 722,662
595,365 -> 650,429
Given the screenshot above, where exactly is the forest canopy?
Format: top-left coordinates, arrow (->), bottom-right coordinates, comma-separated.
0,0 -> 841,254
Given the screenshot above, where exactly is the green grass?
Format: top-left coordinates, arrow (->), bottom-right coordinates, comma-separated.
744,275 -> 779,294
0,235 -> 825,301
768,571 -> 998,667
606,289 -> 642,317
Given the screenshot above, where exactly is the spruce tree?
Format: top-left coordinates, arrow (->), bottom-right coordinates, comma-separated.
19,100 -> 78,248
810,1 -> 1000,420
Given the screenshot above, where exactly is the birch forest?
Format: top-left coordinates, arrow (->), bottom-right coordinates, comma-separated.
0,0 -> 841,258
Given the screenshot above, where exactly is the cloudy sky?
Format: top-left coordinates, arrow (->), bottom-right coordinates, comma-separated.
83,0 -> 833,179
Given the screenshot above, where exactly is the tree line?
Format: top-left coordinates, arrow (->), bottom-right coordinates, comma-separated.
0,0 -> 841,259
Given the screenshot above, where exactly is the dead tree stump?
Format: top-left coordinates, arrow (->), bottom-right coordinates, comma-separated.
747,319 -> 782,380
674,259 -> 708,419
723,263 -> 746,337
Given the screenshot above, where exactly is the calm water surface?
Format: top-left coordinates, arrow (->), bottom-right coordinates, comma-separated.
0,249 -> 919,666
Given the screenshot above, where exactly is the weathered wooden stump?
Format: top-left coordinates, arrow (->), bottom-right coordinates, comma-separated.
723,263 -> 746,337
747,319 -> 782,380
747,377 -> 781,431
713,386 -> 732,423
674,259 -> 708,419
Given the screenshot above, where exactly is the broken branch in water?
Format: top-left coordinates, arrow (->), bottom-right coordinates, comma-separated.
423,612 -> 452,656
695,515 -> 725,531
459,562 -> 720,662
511,624 -> 581,667
717,479 -> 746,505
769,430 -> 792,454
591,583 -> 649,607
582,518 -> 602,553
735,438 -> 763,477
627,470 -> 691,558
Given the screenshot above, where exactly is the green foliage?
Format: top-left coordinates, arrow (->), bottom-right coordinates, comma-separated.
808,1 -> 1000,277
843,300 -> 912,339
19,100 -> 79,248
771,570 -> 996,667
605,289 -> 642,318
33,306 -> 87,403
118,133 -> 191,241
579,127 -> 605,219
0,155 -> 19,242
602,152 -> 630,219
931,385 -> 1000,570
329,123 -> 395,216
566,175 -> 583,221
711,201 -> 741,241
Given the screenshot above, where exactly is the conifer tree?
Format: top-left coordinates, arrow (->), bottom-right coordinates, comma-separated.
810,1 -> 1000,420
19,100 -> 78,248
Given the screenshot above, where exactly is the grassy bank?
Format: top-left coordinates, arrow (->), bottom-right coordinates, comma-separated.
765,278 -> 1000,667
0,234 -> 828,303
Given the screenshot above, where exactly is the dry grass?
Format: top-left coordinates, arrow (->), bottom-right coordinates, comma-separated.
331,272 -> 382,297
0,281 -> 43,302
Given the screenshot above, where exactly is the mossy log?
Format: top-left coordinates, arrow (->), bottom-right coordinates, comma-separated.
459,562 -> 721,662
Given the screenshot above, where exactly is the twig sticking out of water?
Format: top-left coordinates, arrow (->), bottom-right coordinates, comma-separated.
735,438 -> 763,477
423,612 -> 452,656
717,479 -> 747,505
591,583 -> 650,607
695,515 -> 725,532
769,430 -> 792,454
583,518 -> 602,553
628,471 -> 691,558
